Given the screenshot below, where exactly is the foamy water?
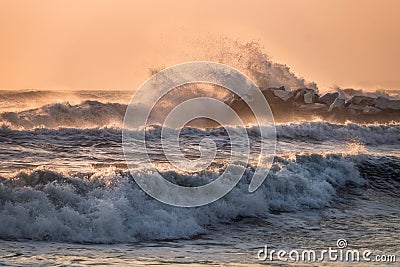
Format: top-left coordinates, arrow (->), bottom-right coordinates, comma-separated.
0,91 -> 399,265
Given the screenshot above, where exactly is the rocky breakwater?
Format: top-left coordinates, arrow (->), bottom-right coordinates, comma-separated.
225,87 -> 400,123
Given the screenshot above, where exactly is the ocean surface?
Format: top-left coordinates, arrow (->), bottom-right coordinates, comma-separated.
0,90 -> 399,266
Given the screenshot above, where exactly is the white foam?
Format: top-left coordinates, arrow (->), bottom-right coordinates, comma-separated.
0,153 -> 364,243
275,121 -> 400,145
0,100 -> 126,129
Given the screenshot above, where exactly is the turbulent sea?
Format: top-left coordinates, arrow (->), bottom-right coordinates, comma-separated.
0,90 -> 399,266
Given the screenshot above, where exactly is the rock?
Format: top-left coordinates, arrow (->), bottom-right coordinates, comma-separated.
375,97 -> 400,110
292,88 -> 317,103
335,88 -> 351,103
348,103 -> 365,111
298,103 -> 327,111
343,88 -> 363,97
362,106 -> 381,114
350,95 -> 376,106
375,97 -> 390,109
317,92 -> 339,106
348,102 -> 383,116
273,89 -> 293,101
293,88 -> 308,102
328,98 -> 345,112
304,91 -> 318,104
349,108 -> 358,116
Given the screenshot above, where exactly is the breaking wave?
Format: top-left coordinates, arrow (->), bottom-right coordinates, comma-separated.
0,153 -> 365,243
275,121 -> 400,145
1,120 -> 399,146
0,100 -> 126,129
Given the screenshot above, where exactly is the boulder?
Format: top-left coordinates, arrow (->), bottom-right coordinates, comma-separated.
316,92 -> 339,106
292,88 -> 317,104
362,106 -> 381,114
336,88 -> 351,103
350,95 -> 376,106
349,108 -> 358,116
298,103 -> 327,111
375,97 -> 400,110
328,98 -> 345,112
348,103 -> 365,111
293,88 -> 308,103
304,91 -> 318,104
273,89 -> 293,101
348,102 -> 383,115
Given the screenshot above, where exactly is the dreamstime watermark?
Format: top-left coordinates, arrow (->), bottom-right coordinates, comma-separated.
257,239 -> 397,263
122,61 -> 276,207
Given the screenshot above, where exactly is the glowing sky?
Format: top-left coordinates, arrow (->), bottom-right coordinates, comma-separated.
0,0 -> 399,91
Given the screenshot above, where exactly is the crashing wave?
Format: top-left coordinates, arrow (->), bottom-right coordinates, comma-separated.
0,100 -> 126,129
0,153 -> 364,243
274,121 -> 400,145
1,121 -> 399,146
1,91 -> 399,129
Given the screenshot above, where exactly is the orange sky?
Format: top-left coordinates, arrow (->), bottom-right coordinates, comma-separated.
0,0 -> 399,91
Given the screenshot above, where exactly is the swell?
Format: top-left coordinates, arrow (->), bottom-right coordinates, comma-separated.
2,90 -> 400,130
275,121 -> 400,145
0,153 -> 367,243
0,90 -> 133,113
0,100 -> 126,129
1,121 -> 399,146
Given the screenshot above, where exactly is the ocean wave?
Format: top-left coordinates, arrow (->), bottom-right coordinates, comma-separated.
2,88 -> 400,130
1,121 -> 399,146
0,100 -> 126,129
0,90 -> 133,113
0,153 -> 365,243
275,121 -> 400,145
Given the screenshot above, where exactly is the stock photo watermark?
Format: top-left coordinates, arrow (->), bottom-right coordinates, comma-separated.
122,61 -> 276,207
257,239 -> 397,263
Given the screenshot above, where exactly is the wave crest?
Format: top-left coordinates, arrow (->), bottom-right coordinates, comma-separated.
0,153 -> 364,243
0,100 -> 125,129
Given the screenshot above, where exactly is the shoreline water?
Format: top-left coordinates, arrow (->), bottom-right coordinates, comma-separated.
0,91 -> 399,265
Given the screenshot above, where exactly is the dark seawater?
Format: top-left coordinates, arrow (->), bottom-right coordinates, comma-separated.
0,91 -> 399,266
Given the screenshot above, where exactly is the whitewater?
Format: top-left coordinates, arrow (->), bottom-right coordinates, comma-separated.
0,90 -> 399,265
